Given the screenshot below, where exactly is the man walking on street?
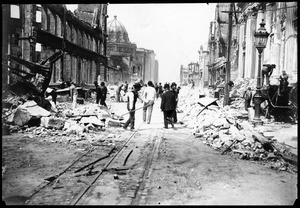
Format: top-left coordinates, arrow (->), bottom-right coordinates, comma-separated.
123,84 -> 139,130
142,80 -> 156,124
161,83 -> 177,129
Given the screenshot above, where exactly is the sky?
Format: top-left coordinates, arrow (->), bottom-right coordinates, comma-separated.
66,3 -> 216,83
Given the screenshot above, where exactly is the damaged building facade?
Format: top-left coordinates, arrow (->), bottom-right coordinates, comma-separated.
2,4 -> 108,91
201,2 -> 297,88
2,4 -> 159,93
106,15 -> 158,85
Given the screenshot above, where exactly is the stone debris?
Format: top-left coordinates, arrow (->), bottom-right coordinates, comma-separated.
2,94 -> 119,147
177,79 -> 297,172
11,100 -> 51,126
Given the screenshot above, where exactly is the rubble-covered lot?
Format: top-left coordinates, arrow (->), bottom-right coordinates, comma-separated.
1,80 -> 298,205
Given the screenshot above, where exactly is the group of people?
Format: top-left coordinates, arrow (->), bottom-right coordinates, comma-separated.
121,79 -> 181,130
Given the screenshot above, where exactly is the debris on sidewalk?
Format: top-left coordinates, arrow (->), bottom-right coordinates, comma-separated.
177,81 -> 297,172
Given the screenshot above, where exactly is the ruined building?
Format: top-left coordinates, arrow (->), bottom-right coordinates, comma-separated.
204,2 -> 297,88
180,65 -> 189,85
2,4 -> 159,93
106,15 -> 158,85
2,4 -> 108,91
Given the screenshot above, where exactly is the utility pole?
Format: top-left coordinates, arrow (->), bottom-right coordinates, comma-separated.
222,3 -> 234,106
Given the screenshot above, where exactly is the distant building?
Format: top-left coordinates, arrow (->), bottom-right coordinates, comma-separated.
106,15 -> 158,84
180,65 -> 189,85
207,3 -> 238,87
188,62 -> 200,86
198,44 -> 209,87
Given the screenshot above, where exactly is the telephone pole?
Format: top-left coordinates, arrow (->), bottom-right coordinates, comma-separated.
222,2 -> 234,106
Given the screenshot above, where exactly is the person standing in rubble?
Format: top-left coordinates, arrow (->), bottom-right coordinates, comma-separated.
123,84 -> 139,130
243,87 -> 252,111
94,81 -> 101,105
116,83 -> 123,102
142,80 -> 156,124
99,82 -> 108,108
66,81 -> 78,110
161,83 -> 177,129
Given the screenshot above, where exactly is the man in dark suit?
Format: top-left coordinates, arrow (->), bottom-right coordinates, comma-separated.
160,83 -> 177,129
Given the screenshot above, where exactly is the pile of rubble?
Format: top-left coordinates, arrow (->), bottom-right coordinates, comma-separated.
177,81 -> 297,172
2,93 -> 124,145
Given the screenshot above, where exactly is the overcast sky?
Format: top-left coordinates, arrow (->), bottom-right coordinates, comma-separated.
66,3 -> 216,83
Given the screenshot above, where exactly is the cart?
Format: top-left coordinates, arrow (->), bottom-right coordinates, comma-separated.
261,82 -> 297,122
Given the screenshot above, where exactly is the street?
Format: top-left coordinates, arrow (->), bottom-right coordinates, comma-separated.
2,87 -> 298,205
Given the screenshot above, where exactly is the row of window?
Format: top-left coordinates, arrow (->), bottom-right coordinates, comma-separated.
10,4 -> 105,55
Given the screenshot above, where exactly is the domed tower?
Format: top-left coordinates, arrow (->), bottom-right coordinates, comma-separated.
106,15 -> 137,83
107,15 -> 130,43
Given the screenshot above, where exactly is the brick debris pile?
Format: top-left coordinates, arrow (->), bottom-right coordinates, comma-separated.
2,92 -> 122,147
177,83 -> 297,173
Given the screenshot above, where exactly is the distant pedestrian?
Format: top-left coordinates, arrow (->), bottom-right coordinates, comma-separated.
124,81 -> 129,94
116,83 -> 123,102
123,84 -> 139,130
142,81 -> 156,124
99,82 -> 108,108
191,80 -> 195,89
155,83 -> 159,99
161,83 -> 177,129
243,87 -> 252,111
158,83 -> 163,98
171,82 -> 179,123
94,81 -> 101,105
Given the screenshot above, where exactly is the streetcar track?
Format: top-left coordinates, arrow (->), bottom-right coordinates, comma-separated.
26,118 -> 162,205
71,121 -> 145,205
23,147 -> 95,203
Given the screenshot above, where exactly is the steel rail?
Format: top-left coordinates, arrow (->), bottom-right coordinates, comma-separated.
71,120 -> 145,205
25,147 -> 95,204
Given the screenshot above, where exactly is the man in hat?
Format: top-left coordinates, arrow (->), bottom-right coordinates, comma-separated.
262,64 -> 276,87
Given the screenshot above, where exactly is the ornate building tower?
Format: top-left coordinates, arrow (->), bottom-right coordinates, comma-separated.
106,15 -> 137,84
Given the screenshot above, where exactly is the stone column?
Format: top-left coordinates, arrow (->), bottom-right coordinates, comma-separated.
270,3 -> 282,76
237,20 -> 245,78
22,5 -> 35,64
71,56 -> 77,82
245,13 -> 257,78
284,2 -> 297,83
263,3 -> 273,64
